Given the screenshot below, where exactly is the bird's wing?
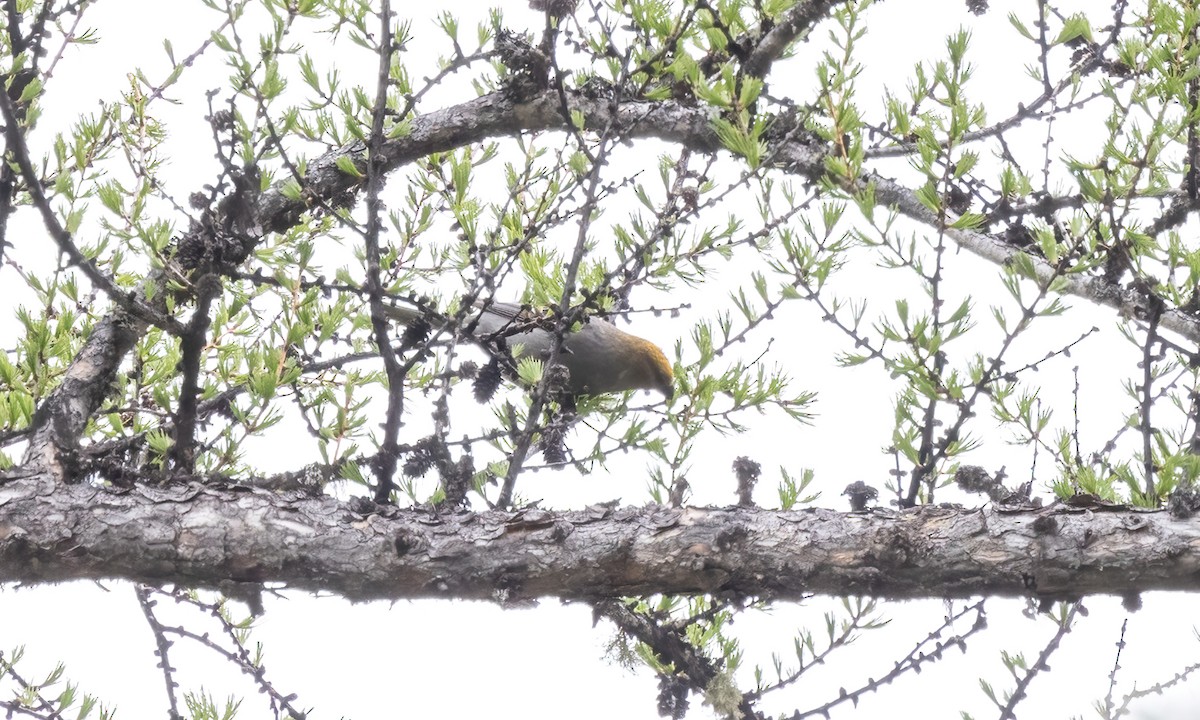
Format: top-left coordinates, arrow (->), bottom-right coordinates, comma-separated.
475,300 -> 527,322
472,300 -> 555,335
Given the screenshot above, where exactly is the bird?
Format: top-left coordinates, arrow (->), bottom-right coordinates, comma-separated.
384,299 -> 674,399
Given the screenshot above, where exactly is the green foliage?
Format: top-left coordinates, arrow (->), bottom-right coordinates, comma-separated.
0,646 -> 112,719
184,692 -> 243,720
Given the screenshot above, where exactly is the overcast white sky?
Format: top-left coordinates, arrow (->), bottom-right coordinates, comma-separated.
4,0 -> 1200,719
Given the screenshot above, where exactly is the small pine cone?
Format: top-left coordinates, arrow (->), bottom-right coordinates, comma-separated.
732,456 -> 761,506
458,360 -> 479,379
473,357 -> 503,403
401,316 -> 431,348
402,436 -> 445,478
540,423 -> 567,465
842,480 -> 879,511
529,0 -> 577,16
440,454 -> 474,508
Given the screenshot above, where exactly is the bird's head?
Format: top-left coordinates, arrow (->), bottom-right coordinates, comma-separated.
630,337 -> 675,399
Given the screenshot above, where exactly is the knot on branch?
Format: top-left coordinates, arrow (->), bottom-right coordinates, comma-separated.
393,528 -> 427,556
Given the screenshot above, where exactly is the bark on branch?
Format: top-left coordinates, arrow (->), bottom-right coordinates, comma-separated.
742,0 -> 846,78
0,473 -> 1194,601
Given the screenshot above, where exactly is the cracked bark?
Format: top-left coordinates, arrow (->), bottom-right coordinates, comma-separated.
0,473 -> 1194,601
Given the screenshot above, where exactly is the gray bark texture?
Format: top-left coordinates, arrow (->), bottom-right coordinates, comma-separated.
0,472 -> 1192,601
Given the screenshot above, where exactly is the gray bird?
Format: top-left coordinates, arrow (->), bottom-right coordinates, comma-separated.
384,300 -> 674,398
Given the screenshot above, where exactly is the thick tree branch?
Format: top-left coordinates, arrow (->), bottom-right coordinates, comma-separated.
796,163 -> 1200,343
742,0 -> 845,78
0,473 -> 1194,601
21,304 -> 149,479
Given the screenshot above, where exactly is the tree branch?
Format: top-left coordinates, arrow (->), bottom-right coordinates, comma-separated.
0,472 -> 1194,601
742,0 -> 845,78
